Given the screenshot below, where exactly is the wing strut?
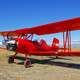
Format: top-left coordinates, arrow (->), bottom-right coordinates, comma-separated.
63,31 -> 71,53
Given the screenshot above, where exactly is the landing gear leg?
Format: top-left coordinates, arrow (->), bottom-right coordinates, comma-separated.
55,51 -> 59,59
8,52 -> 17,64
55,56 -> 58,59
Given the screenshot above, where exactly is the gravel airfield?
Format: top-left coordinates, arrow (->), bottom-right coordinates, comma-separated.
0,49 -> 80,80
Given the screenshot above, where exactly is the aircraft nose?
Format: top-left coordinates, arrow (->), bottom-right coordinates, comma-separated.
6,40 -> 17,51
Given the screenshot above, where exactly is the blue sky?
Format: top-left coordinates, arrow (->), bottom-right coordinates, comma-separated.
0,0 -> 80,45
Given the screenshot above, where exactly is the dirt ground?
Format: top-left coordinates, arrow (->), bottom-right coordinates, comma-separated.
0,48 -> 80,80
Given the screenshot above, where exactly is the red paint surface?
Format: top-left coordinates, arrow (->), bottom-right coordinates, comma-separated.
15,38 -> 80,56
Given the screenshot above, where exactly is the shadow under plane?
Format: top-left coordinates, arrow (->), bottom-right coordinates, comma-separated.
13,56 -> 80,69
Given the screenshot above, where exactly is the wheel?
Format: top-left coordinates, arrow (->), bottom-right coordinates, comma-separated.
55,56 -> 58,59
24,59 -> 32,68
8,56 -> 14,63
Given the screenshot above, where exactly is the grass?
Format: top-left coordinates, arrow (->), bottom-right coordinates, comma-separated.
0,48 -> 14,61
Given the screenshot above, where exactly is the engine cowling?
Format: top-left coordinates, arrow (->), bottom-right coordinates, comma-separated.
6,40 -> 17,51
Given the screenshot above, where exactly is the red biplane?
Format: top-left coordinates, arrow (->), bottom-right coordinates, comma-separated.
0,17 -> 80,68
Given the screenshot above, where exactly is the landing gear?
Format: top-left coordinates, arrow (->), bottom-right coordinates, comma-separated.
24,58 -> 32,68
8,52 -> 32,68
54,50 -> 59,59
8,56 -> 14,63
8,52 -> 17,64
55,56 -> 58,59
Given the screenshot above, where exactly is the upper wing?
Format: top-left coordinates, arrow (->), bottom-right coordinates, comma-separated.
0,30 -> 18,36
0,17 -> 80,36
15,17 -> 80,35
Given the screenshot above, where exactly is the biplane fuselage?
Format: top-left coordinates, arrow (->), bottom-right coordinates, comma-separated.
7,37 -> 60,56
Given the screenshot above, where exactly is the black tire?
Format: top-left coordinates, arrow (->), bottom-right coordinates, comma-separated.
24,59 -> 31,68
8,56 -> 14,63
